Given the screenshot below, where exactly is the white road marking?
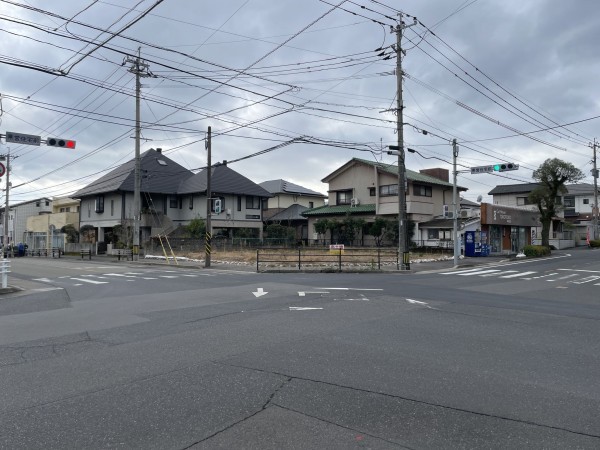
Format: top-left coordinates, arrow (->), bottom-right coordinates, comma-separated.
499,271 -> 537,278
159,275 -> 179,279
103,273 -> 137,278
298,291 -> 330,296
406,298 -> 428,305
440,268 -> 489,275
570,276 -> 600,284
181,274 -> 199,277
33,278 -> 53,283
31,287 -> 64,292
253,287 -> 268,298
142,277 -> 158,280
457,269 -> 502,276
479,270 -> 519,277
289,307 -> 323,311
321,288 -> 383,291
70,278 -> 109,285
532,273 -> 559,279
558,269 -> 600,274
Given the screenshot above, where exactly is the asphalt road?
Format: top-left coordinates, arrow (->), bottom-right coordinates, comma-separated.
1,249 -> 599,449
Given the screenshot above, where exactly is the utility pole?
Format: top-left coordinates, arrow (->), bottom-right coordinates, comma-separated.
2,149 -> 10,255
392,13 -> 417,270
452,139 -> 459,267
205,127 -> 212,268
125,48 -> 153,260
593,138 -> 599,240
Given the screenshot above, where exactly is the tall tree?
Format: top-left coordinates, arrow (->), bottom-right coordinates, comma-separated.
529,158 -> 584,247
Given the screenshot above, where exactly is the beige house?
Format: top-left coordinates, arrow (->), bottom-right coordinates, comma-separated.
24,197 -> 80,250
303,158 -> 465,246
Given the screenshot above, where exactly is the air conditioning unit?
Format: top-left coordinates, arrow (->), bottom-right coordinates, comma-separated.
225,208 -> 232,217
446,212 -> 455,219
460,210 -> 469,218
350,198 -> 360,206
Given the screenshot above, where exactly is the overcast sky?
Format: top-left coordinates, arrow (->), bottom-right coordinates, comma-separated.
1,0 -> 599,206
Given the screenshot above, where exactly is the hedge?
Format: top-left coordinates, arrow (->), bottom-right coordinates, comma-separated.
523,245 -> 551,257
589,239 -> 600,248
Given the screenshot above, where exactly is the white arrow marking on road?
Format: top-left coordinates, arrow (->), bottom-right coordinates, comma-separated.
253,287 -> 268,298
289,307 -> 323,311
406,298 -> 428,306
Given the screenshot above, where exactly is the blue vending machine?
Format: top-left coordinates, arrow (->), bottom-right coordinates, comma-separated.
464,231 -> 483,257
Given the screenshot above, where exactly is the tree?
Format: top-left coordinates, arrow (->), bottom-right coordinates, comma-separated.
529,158 -> 584,247
60,224 -> 79,243
364,217 -> 393,246
79,224 -> 96,243
186,217 -> 206,239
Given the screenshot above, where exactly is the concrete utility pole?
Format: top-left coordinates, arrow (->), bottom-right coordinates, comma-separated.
2,149 -> 10,254
205,127 -> 212,268
593,138 -> 599,240
452,139 -> 459,267
392,13 -> 417,270
125,48 -> 153,260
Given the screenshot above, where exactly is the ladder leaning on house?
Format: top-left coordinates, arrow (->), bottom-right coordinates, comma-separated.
144,192 -> 178,265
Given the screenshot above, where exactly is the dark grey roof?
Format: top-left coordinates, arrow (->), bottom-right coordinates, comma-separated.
266,204 -> 309,222
73,149 -> 193,197
178,163 -> 272,197
460,198 -> 480,207
488,183 -> 541,195
259,179 -> 326,197
565,183 -> 597,195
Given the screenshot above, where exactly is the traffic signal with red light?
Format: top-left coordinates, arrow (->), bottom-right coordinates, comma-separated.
47,138 -> 76,149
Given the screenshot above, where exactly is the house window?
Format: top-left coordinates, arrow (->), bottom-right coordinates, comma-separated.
88,203 -> 91,218
309,201 -> 314,208
583,198 -> 590,205
336,190 -> 352,205
246,196 -> 261,209
169,196 -> 178,208
261,198 -> 268,210
517,197 -> 530,206
412,184 -> 432,197
110,200 -> 114,216
95,195 -> 104,213
379,185 -> 398,197
563,196 -> 575,208
60,207 -> 65,212
36,201 -> 40,207
189,196 -> 193,210
428,229 -> 439,240
369,187 -> 376,196
66,207 -> 70,212
45,200 -> 50,206
238,196 -> 242,211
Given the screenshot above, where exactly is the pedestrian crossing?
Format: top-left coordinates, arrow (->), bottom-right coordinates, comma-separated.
34,269 -> 253,287
440,267 -> 600,286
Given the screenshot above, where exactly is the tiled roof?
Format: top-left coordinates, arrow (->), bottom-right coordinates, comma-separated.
259,179 -> 326,197
266,204 -> 309,221
302,203 -> 376,216
178,163 -> 272,197
73,149 -> 193,197
487,183 -> 541,195
565,183 -> 597,195
324,158 -> 464,189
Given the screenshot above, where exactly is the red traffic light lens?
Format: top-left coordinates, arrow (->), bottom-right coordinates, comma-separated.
65,140 -> 76,149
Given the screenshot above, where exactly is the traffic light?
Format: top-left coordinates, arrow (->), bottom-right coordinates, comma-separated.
214,199 -> 222,214
47,138 -> 76,149
493,163 -> 518,172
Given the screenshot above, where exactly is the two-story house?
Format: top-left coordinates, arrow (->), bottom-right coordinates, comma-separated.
303,158 -> 465,246
0,197 -> 52,247
259,179 -> 327,243
73,149 -> 272,248
24,197 -> 81,250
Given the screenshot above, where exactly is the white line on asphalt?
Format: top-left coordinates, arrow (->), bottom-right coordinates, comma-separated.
181,274 -> 199,277
499,271 -> 537,278
31,287 -> 64,292
321,288 -> 383,291
570,276 -> 600,284
103,273 -> 137,278
142,277 -> 158,280
70,278 -> 109,284
479,270 -> 519,277
440,268 -> 490,275
298,291 -> 330,296
532,273 -> 558,279
406,298 -> 428,305
33,278 -> 53,283
457,269 -> 502,276
159,275 -> 179,279
557,268 -> 600,273
289,307 -> 323,311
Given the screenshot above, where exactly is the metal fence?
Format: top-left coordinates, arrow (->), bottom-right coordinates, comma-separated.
256,247 -> 400,272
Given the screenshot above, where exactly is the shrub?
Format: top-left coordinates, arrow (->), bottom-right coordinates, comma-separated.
523,245 -> 551,257
589,239 -> 600,248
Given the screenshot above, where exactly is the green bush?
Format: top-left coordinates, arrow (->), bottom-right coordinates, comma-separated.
589,239 -> 600,248
523,245 -> 551,257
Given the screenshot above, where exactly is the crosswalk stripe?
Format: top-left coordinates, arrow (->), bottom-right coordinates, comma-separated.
570,276 -> 600,284
457,269 -> 502,276
70,278 -> 109,285
499,271 -> 537,278
441,268 -> 488,275
159,275 -> 179,279
479,270 -> 519,277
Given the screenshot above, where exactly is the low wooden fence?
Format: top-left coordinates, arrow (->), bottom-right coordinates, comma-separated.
256,247 -> 400,272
